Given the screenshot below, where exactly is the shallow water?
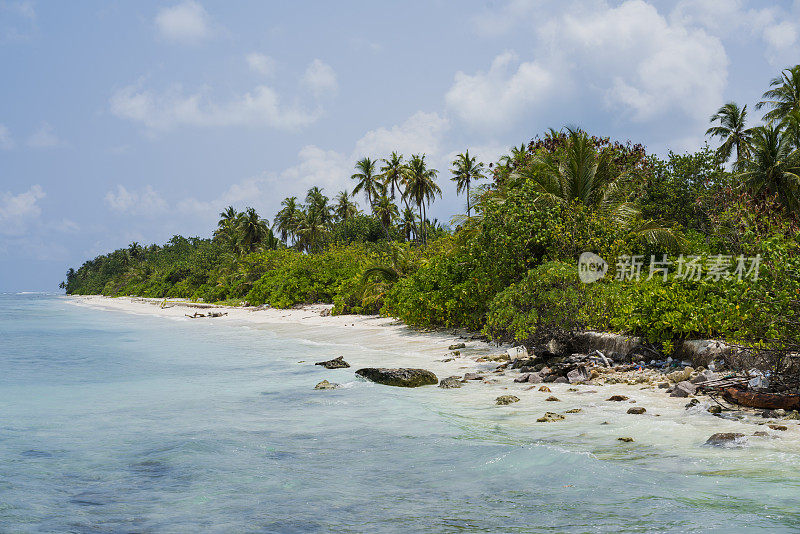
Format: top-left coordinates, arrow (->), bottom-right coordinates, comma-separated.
0,294 -> 798,533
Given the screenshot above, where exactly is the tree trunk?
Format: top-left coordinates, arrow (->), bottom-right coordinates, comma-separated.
466,179 -> 471,218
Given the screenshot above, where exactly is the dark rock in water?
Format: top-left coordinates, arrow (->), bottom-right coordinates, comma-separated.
537,412 -> 565,422
617,437 -> 635,442
315,356 -> 350,369
670,381 -> 697,398
627,407 -> 646,414
705,432 -> 745,446
566,408 -> 582,413
511,358 -> 537,370
496,395 -> 520,405
355,368 -> 438,387
448,343 -> 466,350
538,386 -> 552,392
545,396 -> 560,402
685,398 -> 700,408
708,405 -> 723,414
514,373 -> 533,383
753,431 -> 769,437
768,424 -> 788,431
439,376 -> 462,389
314,380 -> 339,390
607,395 -> 629,402
463,372 -> 482,380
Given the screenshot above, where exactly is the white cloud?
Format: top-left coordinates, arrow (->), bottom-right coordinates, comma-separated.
354,111 -> 450,158
302,59 -> 338,97
246,52 -> 276,76
0,184 -> 45,236
280,145 -> 351,191
26,122 -> 63,148
0,124 -> 13,149
445,51 -> 555,130
155,1 -> 210,44
104,185 -> 168,216
109,83 -> 320,132
177,177 -> 269,216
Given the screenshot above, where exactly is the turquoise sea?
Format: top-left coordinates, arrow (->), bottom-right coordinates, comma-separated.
1,293 -> 799,533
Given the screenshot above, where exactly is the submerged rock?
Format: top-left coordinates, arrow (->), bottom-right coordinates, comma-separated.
565,408 -> 582,413
538,386 -> 552,392
537,412 -> 565,422
617,437 -> 635,443
607,395 -> 629,402
708,405 -> 723,414
355,368 -> 438,387
496,395 -> 520,405
314,380 -> 339,390
768,424 -> 788,431
448,343 -> 466,350
705,433 -> 746,446
627,407 -> 646,414
545,396 -> 560,402
315,356 -> 350,369
463,372 -> 482,381
439,376 -> 462,389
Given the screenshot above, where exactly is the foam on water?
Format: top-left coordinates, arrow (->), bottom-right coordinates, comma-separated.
1,293 -> 799,532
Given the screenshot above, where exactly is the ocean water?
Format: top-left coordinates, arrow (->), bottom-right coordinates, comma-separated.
1,294 -> 799,533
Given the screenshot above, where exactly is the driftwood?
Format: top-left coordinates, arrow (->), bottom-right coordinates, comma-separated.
184,311 -> 228,319
721,386 -> 800,411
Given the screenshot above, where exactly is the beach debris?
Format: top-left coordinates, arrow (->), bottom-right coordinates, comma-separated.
314,380 -> 339,390
566,408 -> 582,413
617,437 -> 635,443
768,424 -> 788,431
184,311 -> 228,319
439,376 -> 463,389
507,345 -> 529,359
606,395 -> 628,402
315,356 -> 350,369
537,412 -> 565,422
705,433 -> 746,446
627,407 -> 646,414
721,387 -> 800,411
449,343 -> 466,351
538,386 -> 552,392
496,395 -> 520,405
355,368 -> 438,388
545,396 -> 560,402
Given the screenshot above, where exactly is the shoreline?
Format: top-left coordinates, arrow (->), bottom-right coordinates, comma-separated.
65,295 -> 798,451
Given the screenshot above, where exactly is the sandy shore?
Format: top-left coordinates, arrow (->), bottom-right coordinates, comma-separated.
65,295 -> 799,452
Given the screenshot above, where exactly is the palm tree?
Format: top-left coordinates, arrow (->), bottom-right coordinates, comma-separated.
736,124 -> 800,212
373,192 -> 399,238
127,241 -> 142,259
706,102 -> 754,168
351,157 -> 384,210
236,207 -> 270,254
403,154 -> 441,244
757,65 -> 800,123
780,109 -> 800,150
333,190 -> 359,222
273,197 -> 301,245
214,205 -> 240,250
450,150 -> 485,217
296,209 -> 326,252
500,143 -> 528,169
305,186 -> 331,224
515,128 -> 680,247
399,207 -> 417,241
380,152 -> 408,204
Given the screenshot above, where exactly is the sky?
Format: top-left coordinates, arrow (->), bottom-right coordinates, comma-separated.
1,0 -> 799,291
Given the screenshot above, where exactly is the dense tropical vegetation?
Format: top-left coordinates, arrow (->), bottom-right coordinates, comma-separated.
63,66 -> 800,353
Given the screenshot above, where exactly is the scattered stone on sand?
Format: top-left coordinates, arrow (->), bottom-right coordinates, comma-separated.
314,380 -> 339,390
355,368 -> 438,387
670,381 -> 697,398
496,395 -> 520,405
667,366 -> 694,383
545,396 -> 561,402
449,343 -> 466,350
657,382 -> 670,389
768,424 -> 788,431
315,356 -> 350,369
708,405 -> 723,414
439,376 -> 463,389
463,372 -> 482,381
514,373 -> 534,383
537,412 -> 565,422
617,437 -> 635,443
705,433 -> 746,446
566,408 -> 582,414
538,386 -> 552,392
627,407 -> 646,414
607,395 -> 629,402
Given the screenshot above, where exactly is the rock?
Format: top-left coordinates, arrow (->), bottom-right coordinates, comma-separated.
537,412 -> 565,422
657,382 -> 670,389
708,405 -> 723,414
496,395 -> 520,405
786,410 -> 800,420
538,386 -> 551,392
566,408 -> 582,413
485,353 -> 510,362
691,369 -> 720,384
774,409 -> 787,418
617,437 -> 635,443
314,380 -> 339,390
670,381 -> 697,398
607,395 -> 629,402
753,431 -> 769,437
573,331 -> 642,357
676,339 -> 733,367
463,372 -> 482,381
449,343 -> 466,350
514,373 -> 543,383
768,424 -> 788,431
627,407 -> 646,414
355,368 -> 438,388
705,433 -> 746,446
438,376 -> 462,389
667,366 -> 694,383
685,398 -> 700,408
545,396 -> 560,402
553,377 -> 569,384
567,366 -> 589,384
315,356 -> 350,369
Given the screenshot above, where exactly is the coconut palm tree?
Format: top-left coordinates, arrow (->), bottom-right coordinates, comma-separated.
214,205 -> 240,250
403,154 -> 441,244
706,102 -> 754,168
333,190 -> 359,222
450,150 -> 485,217
736,124 -> 800,212
305,186 -> 331,224
757,65 -> 800,123
515,128 -> 680,247
380,152 -> 408,204
351,157 -> 384,210
127,241 -> 142,259
399,207 -> 417,241
237,207 -> 270,254
295,209 -> 326,252
373,192 -> 399,238
273,197 -> 301,245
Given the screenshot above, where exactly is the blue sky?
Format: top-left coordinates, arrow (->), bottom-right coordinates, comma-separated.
1,0 -> 798,291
